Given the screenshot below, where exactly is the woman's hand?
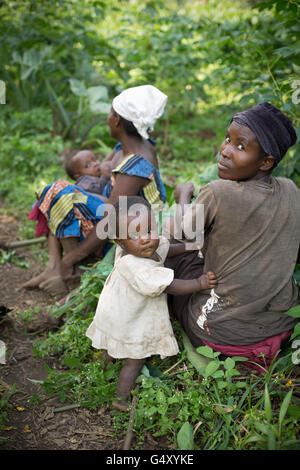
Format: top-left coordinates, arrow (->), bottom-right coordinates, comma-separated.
174,183 -> 194,204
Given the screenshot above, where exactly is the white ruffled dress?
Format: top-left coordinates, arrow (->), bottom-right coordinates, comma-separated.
85,236 -> 179,359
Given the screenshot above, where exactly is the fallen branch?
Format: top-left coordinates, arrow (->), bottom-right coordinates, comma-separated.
0,237 -> 47,250
123,386 -> 139,451
54,403 -> 83,413
8,237 -> 47,249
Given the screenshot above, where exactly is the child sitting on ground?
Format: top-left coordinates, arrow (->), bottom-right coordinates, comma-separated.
85,196 -> 217,411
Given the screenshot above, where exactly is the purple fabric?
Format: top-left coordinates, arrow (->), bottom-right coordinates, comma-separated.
202,329 -> 293,374
28,201 -> 49,237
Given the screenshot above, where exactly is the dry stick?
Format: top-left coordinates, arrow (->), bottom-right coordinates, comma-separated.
7,237 -> 47,249
54,404 -> 83,413
123,386 -> 139,451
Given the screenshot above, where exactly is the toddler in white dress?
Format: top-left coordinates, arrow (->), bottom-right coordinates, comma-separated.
86,196 -> 217,411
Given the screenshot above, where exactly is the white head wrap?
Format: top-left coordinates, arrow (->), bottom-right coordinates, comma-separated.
112,85 -> 168,139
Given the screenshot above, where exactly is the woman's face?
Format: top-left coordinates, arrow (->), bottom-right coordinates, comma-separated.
218,121 -> 270,181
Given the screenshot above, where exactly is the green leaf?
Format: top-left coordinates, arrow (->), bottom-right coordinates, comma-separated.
279,389 -> 293,428
217,380 -> 227,390
87,85 -> 111,114
147,363 -> 163,378
285,305 -> 300,318
182,332 -> 210,373
177,422 -> 194,450
69,79 -> 87,97
205,361 -> 220,377
89,101 -> 111,115
87,85 -> 108,102
254,421 -> 270,435
224,357 -> 235,370
290,322 -> 300,340
267,428 -> 276,450
226,368 -> 240,377
63,356 -> 82,369
287,404 -> 300,419
212,370 -> 224,379
196,345 -> 217,359
141,364 -> 151,378
264,384 -> 272,422
231,356 -> 248,362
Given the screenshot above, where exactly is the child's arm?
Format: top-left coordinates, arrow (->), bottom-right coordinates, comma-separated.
165,272 -> 217,295
167,241 -> 191,258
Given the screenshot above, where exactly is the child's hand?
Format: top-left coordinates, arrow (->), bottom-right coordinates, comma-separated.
197,271 -> 217,291
174,183 -> 194,203
100,162 -> 112,176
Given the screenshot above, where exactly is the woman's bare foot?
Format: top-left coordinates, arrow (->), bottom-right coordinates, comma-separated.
111,398 -> 130,412
22,266 -> 58,289
198,271 -> 217,290
39,275 -> 69,297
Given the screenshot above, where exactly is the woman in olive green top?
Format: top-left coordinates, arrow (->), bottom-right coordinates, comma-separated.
166,102 -> 300,371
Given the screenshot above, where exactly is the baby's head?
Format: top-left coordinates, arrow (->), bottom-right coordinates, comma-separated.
218,102 -> 297,181
112,196 -> 159,258
65,150 -> 102,180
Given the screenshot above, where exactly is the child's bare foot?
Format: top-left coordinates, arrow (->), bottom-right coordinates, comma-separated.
111,398 -> 130,412
198,271 -> 217,290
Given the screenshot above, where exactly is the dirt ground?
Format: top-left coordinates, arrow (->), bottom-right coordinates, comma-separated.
0,208 -> 172,451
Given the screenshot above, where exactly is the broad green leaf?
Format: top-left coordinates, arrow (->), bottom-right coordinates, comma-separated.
141,364 -> 151,378
147,363 -> 163,378
224,357 -> 235,370
177,422 -> 194,450
89,101 -> 111,115
212,370 -> 224,379
226,368 -> 240,377
182,332 -> 210,373
69,79 -> 87,97
217,381 -> 227,390
290,322 -> 300,340
87,85 -> 108,103
285,305 -> 300,318
205,361 -> 220,377
287,404 -> 300,419
196,345 -> 217,359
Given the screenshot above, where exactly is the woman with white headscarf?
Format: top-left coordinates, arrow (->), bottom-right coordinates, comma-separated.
24,85 -> 168,297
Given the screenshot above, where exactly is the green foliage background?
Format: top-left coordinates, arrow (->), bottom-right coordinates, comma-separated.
0,0 -> 299,450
